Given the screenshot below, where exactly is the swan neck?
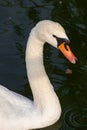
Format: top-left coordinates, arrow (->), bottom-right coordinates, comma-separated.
26,30 -> 61,118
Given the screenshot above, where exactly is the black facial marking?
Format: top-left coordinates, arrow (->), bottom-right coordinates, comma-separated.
53,35 -> 70,47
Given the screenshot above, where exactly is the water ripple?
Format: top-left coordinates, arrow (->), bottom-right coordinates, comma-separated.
62,105 -> 87,129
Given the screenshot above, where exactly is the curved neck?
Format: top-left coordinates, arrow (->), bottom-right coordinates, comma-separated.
26,30 -> 61,126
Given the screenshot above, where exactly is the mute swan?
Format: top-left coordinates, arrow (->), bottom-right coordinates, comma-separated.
0,20 -> 77,130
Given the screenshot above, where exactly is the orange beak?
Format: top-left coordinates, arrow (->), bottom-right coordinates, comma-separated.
58,42 -> 77,64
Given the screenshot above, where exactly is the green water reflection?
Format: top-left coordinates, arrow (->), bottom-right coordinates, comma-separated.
0,0 -> 87,130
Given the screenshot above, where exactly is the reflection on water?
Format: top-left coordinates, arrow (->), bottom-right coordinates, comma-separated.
0,0 -> 87,130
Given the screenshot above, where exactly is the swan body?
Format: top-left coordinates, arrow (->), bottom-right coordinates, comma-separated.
0,20 -> 77,130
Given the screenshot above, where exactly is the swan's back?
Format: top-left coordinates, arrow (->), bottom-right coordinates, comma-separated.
0,85 -> 32,106
0,85 -> 38,129
0,85 -> 33,118
0,86 -> 44,130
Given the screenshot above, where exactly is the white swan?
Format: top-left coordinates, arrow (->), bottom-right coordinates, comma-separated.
0,20 -> 77,130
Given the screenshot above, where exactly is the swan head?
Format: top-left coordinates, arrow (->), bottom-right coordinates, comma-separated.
34,20 -> 77,64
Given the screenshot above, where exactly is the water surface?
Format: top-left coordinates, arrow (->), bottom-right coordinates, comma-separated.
0,0 -> 87,129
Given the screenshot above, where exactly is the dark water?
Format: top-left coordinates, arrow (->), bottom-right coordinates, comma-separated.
0,0 -> 87,130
